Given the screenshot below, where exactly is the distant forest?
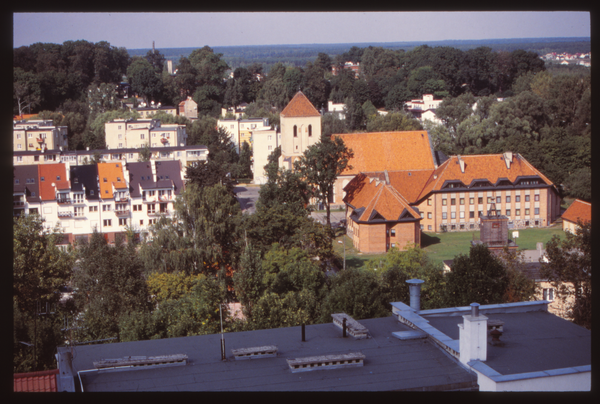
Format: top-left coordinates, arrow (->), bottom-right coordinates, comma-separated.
128,37 -> 591,71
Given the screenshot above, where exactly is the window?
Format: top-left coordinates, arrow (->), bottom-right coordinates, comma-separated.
118,134 -> 122,139
160,203 -> 168,213
293,125 -> 297,137
442,199 -> 447,206
74,207 -> 84,217
525,195 -> 530,202
74,194 -> 83,203
506,209 -> 511,216
133,204 -> 142,211
515,195 -> 521,202
469,197 -> 474,205
103,204 -> 111,211
89,206 -> 98,212
17,144 -> 22,149
543,288 -> 555,302
268,145 -> 272,151
428,225 -> 432,230
451,212 -> 456,219
427,212 -> 432,219
119,143 -> 123,148
534,208 -> 540,215
496,210 -> 501,216
487,197 -> 493,203
56,176 -> 61,181
427,198 -> 432,206
478,197 -> 483,204
506,196 -> 511,203
140,220 -> 144,226
478,211 -> 483,218
451,198 -> 456,205
148,204 -> 156,214
516,209 -> 521,216
15,179 -> 20,185
17,133 -> 21,139
140,134 -> 145,139
103,219 -> 112,227
451,225 -> 456,230
103,178 -> 107,183
442,212 -> 447,220
534,194 -> 540,201
420,212 -> 424,218
460,198 -> 464,205
119,218 -> 127,226
391,229 -> 396,237
496,196 -> 501,204
525,208 -> 530,215
308,125 -> 312,137
469,211 -> 475,218
459,211 -> 465,219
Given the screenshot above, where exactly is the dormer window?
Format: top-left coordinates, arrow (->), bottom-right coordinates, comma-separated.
15,179 -> 19,184
103,178 -> 107,182
56,176 -> 60,181
90,190 -> 94,195
117,177 -> 121,182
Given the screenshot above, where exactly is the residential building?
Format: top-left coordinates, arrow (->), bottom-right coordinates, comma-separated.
134,104 -> 177,119
105,119 -> 187,150
217,117 -> 270,153
327,100 -> 346,120
251,129 -> 280,185
13,161 -> 186,246
14,145 -> 208,168
404,94 -> 443,123
13,119 -> 68,152
178,96 -> 198,119
331,61 -> 360,77
279,91 -> 321,170
561,199 -> 591,233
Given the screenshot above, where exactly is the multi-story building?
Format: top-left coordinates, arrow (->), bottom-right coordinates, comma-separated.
134,105 -> 177,119
251,129 -> 281,184
404,94 -> 443,124
178,96 -> 198,120
14,145 -> 208,169
105,119 -> 187,150
217,117 -> 270,153
13,119 -> 68,152
13,160 -> 186,246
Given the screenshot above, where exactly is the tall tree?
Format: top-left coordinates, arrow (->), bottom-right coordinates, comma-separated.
127,58 -> 163,105
294,135 -> 354,227
541,221 -> 591,329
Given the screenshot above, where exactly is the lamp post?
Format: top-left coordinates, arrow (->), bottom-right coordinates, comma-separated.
337,239 -> 346,270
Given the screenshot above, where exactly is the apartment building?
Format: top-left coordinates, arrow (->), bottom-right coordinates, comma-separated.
105,119 -> 187,150
14,145 -> 208,168
178,96 -> 198,119
13,119 -> 68,152
134,105 -> 177,119
13,160 -> 185,245
217,117 -> 270,153
252,129 -> 281,184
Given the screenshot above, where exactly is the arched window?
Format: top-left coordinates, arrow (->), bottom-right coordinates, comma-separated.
308,124 -> 312,137
293,125 -> 297,137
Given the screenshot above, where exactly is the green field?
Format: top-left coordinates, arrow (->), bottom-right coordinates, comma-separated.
333,222 -> 566,268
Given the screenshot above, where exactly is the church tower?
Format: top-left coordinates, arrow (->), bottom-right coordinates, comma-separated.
279,91 -> 322,169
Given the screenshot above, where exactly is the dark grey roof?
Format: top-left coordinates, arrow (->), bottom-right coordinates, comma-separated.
424,311 -> 591,376
60,316 -> 477,392
70,165 -> 99,200
155,161 -> 184,195
126,162 -> 154,198
13,165 -> 41,202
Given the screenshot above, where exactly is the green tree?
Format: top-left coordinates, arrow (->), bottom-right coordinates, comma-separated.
366,111 -> 423,133
127,58 -> 163,105
145,48 -> 166,75
72,231 -> 150,341
14,67 -> 42,116
294,135 -> 354,227
146,272 -> 205,305
541,221 -> 591,329
320,268 -> 389,321
233,243 -> 266,319
175,56 -> 199,97
444,244 -> 510,307
496,249 -> 539,303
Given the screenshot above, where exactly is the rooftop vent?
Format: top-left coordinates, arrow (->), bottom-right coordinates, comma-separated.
287,353 -> 365,373
331,313 -> 369,339
231,346 -> 278,361
93,354 -> 188,370
406,279 -> 425,311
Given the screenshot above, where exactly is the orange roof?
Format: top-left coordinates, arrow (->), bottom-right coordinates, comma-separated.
417,154 -> 555,200
562,199 -> 591,224
97,162 -> 126,199
38,164 -> 68,201
334,131 -> 436,176
344,173 -> 420,222
14,369 -> 58,392
280,91 -> 320,117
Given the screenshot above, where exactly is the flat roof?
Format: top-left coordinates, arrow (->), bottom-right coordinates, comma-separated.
423,310 -> 591,376
61,316 -> 477,392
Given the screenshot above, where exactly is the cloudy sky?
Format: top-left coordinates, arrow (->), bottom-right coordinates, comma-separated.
13,11 -> 590,49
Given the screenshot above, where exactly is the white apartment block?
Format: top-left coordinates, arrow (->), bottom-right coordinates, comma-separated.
13,119 -> 68,152
252,129 -> 281,185
105,119 -> 187,150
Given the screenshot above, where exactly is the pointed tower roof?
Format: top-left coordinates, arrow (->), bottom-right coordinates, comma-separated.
280,91 -> 321,117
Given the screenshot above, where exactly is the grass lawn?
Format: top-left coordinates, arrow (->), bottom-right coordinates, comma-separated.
333,223 -> 566,269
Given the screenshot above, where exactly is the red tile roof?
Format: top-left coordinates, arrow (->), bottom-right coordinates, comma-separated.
38,164 -> 68,201
344,173 -> 420,222
334,131 -> 436,176
417,153 -> 554,200
280,91 -> 321,117
562,199 -> 591,224
14,369 -> 58,392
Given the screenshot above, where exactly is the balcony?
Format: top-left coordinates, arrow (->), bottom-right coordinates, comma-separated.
115,209 -> 130,217
158,194 -> 173,202
37,137 -> 45,144
13,200 -> 25,207
115,196 -> 130,203
57,211 -> 72,218
57,198 -> 71,205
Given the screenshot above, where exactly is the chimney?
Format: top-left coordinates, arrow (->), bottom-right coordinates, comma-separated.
458,303 -> 488,365
384,170 -> 390,185
406,279 -> 425,311
503,151 -> 513,169
457,155 -> 465,173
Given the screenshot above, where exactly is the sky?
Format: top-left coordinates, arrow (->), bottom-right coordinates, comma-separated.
13,11 -> 590,49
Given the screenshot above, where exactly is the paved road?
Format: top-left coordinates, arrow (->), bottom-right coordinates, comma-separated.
311,211 -> 346,226
234,185 -> 260,214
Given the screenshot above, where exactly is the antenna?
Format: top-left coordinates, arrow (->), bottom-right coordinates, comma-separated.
220,304 -> 226,361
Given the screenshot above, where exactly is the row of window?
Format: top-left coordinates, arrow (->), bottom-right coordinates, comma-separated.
292,125 -> 313,137
440,195 -> 540,206
440,208 -> 540,219
103,218 -> 158,227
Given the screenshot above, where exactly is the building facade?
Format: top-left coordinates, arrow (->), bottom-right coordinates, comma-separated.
279,92 -> 321,169
105,119 -> 187,150
561,199 -> 591,233
13,120 -> 68,152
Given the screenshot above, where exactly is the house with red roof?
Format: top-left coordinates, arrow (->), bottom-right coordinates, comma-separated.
561,199 -> 591,233
14,369 -> 59,392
